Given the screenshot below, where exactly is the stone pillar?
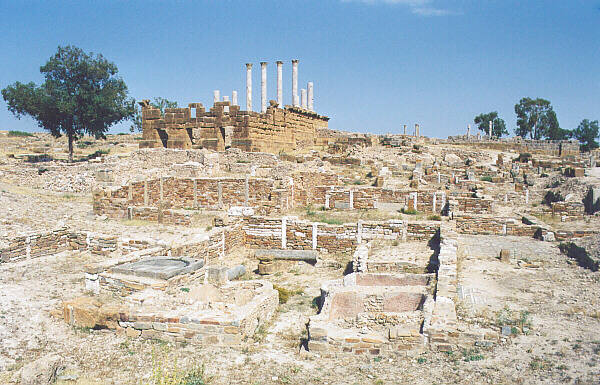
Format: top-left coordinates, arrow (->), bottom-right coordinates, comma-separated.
349,190 -> 354,210
260,62 -> 267,113
223,96 -> 230,113
292,59 -> 299,107
213,90 -> 220,104
525,189 -> 529,204
307,82 -> 314,111
403,124 -> 407,135
301,89 -> 307,109
415,124 -> 420,137
488,120 -> 492,137
437,172 -> 441,184
312,223 -> 318,250
281,217 -> 287,249
232,91 -> 238,106
276,61 -> 283,108
245,63 -> 252,111
467,124 -> 470,138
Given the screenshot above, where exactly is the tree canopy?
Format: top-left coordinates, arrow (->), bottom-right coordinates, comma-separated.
572,119 -> 599,152
130,97 -> 178,132
473,111 -> 508,138
1,45 -> 135,160
514,97 -> 569,140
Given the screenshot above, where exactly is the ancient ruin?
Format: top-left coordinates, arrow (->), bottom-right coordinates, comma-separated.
139,60 -> 330,153
2,63 -> 600,384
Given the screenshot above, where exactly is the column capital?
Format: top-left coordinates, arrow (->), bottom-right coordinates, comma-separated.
246,63 -> 253,69
260,61 -> 267,66
276,60 -> 283,65
292,59 -> 299,64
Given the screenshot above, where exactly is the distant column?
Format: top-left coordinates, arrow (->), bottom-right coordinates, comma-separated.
415,123 -> 420,137
245,63 -> 252,111
260,62 -> 267,113
292,59 -> 299,107
307,82 -> 314,111
213,90 -> 220,104
301,89 -> 307,109
232,91 -> 238,106
276,61 -> 283,108
403,124 -> 407,135
488,120 -> 492,137
467,124 -> 470,138
223,96 -> 230,113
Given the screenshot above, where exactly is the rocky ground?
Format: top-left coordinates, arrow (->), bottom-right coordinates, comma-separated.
1,132 -> 599,384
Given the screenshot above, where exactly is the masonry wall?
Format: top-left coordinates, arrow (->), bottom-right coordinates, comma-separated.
139,101 -> 329,154
242,216 -> 438,254
445,137 -> 580,157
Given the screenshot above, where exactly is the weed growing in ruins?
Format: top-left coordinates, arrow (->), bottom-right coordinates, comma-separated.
480,176 -> 493,182
146,356 -> 212,385
427,215 -> 441,221
401,208 -> 418,215
417,357 -> 426,364
462,349 -> 484,362
274,285 -> 304,304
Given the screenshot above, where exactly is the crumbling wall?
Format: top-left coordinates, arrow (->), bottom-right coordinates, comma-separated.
139,100 -> 329,154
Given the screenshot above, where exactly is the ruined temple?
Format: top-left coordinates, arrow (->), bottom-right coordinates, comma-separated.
139,60 -> 330,153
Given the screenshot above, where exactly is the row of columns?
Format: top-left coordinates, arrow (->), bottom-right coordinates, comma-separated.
400,124 -> 421,137
246,60 -> 314,113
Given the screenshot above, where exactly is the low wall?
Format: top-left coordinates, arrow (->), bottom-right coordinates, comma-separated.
242,216 -> 439,254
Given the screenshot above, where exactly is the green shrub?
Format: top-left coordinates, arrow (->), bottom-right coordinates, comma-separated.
351,179 -> 365,185
8,130 -> 34,137
515,153 -> 532,163
85,149 -> 109,160
273,285 -> 304,304
480,176 -> 493,182
427,215 -> 441,221
76,140 -> 94,148
401,208 -> 418,215
543,191 -> 564,206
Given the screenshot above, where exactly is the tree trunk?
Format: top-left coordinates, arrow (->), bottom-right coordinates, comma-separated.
68,133 -> 73,162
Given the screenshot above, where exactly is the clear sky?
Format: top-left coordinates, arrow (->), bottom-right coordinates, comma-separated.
0,0 -> 598,138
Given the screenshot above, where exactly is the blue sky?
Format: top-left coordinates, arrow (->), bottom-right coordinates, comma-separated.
0,0 -> 598,138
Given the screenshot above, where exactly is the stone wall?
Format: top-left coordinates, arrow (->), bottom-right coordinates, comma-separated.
139,100 -> 329,154
63,280 -> 279,346
445,137 -> 580,157
242,216 -> 439,254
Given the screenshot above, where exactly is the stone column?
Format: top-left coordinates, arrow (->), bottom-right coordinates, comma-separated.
223,96 -> 230,113
488,120 -> 492,137
415,123 -> 420,137
403,124 -> 407,135
260,62 -> 267,113
245,63 -> 252,111
467,124 -> 470,138
292,59 -> 299,107
307,82 -> 314,111
232,91 -> 238,106
301,89 -> 307,109
213,90 -> 220,104
276,61 -> 283,108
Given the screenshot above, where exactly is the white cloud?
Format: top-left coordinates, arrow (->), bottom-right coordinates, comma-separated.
342,0 -> 456,17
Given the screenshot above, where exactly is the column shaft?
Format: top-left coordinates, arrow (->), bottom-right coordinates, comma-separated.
276,61 -> 283,107
245,63 -> 252,111
292,59 -> 299,107
260,62 -> 267,113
